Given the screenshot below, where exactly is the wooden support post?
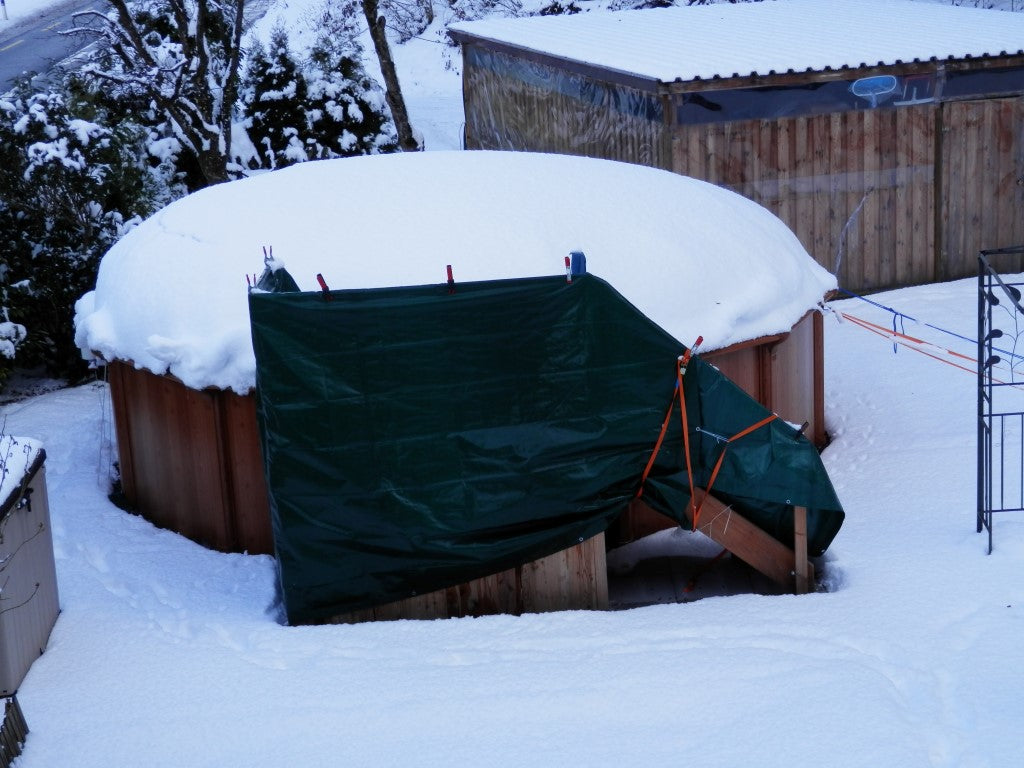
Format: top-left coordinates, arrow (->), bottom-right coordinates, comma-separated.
793,505 -> 809,595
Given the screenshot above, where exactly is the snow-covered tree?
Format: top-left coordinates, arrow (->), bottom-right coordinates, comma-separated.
242,29 -> 311,169
304,31 -> 398,158
74,0 -> 246,187
362,0 -> 421,150
239,25 -> 398,169
0,82 -> 159,381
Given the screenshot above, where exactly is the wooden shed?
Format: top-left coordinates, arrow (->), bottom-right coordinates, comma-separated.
450,0 -> 1024,292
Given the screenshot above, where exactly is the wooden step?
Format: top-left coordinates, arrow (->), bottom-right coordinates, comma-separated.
629,496 -> 813,594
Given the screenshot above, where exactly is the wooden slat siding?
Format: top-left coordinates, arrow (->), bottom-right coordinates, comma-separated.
673,107 -> 940,292
793,116 -> 815,257
995,99 -> 1024,255
704,344 -> 762,406
864,109 -> 883,289
963,100 -> 983,274
1003,99 -> 1024,251
814,113 -> 837,278
840,110 -> 864,290
768,312 -> 817,443
793,506 -> 809,595
939,103 -> 960,280
939,98 -> 1024,282
108,362 -> 236,553
219,392 -> 274,555
776,118 -> 793,227
522,532 -> 607,613
907,106 -> 935,286
107,362 -> 138,504
329,533 -> 607,624
978,102 -> 995,271
989,100 -> 1006,253
812,311 -> 826,448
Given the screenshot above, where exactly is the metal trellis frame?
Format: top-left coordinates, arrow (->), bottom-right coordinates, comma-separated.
977,246 -> 1024,553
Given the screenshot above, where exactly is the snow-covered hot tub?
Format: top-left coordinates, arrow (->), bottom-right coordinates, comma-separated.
75,151 -> 836,617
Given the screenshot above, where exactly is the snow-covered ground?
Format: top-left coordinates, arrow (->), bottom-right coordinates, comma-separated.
4,0 -> 1024,765
6,269 -> 1024,767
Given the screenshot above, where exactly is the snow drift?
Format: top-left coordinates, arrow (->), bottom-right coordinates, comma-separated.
74,151 -> 836,394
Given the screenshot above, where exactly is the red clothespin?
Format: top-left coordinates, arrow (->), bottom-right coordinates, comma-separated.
316,273 -> 332,301
447,264 -> 455,294
679,335 -> 703,376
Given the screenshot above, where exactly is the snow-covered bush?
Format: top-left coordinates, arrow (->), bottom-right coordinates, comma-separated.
0,81 -> 161,383
239,25 -> 397,170
241,29 -> 312,170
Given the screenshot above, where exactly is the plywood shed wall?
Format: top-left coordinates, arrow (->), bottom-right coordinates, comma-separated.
453,7 -> 1024,293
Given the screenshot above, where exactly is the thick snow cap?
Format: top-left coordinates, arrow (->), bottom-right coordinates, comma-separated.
74,151 -> 836,394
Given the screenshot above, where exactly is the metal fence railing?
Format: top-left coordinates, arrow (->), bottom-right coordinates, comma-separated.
977,246 -> 1024,553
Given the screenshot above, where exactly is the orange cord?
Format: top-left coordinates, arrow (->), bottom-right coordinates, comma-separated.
637,354 -> 778,532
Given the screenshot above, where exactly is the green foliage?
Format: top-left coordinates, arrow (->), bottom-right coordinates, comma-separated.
0,1 -> 401,389
240,26 -> 397,170
242,29 -> 311,169
0,79 -> 163,383
304,32 -> 399,158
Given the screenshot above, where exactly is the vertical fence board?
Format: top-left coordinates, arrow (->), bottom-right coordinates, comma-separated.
941,98 -> 1024,281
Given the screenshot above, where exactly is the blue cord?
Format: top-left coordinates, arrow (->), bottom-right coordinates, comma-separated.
834,286 -> 1024,362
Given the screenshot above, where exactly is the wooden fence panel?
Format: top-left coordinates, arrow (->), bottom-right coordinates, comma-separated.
672,105 -> 937,292
940,98 -> 1024,280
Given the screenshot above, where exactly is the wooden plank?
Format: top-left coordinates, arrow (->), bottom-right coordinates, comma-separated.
330,533 -> 606,624
815,113 -> 838,279
893,107 -> 912,285
521,533 -> 608,613
793,505 -> 809,595
962,102 -> 982,275
861,109 -> 882,289
106,361 -> 137,503
219,392 -> 274,555
776,117 -> 793,226
812,311 -> 826,449
792,116 -> 815,261
909,105 -> 937,285
632,496 -> 804,592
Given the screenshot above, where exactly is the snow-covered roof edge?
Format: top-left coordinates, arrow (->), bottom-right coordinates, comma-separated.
449,0 -> 1024,86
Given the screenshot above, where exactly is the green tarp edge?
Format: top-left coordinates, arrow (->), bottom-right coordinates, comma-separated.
249,273 -> 844,624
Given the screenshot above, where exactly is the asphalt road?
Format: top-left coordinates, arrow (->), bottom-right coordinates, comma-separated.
0,0 -> 106,91
1,0 -> 274,93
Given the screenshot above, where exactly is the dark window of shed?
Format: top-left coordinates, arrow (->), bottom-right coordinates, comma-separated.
674,72 -> 939,125
944,65 -> 1024,101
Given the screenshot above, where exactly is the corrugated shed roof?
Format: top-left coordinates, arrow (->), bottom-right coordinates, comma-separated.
450,0 -> 1024,84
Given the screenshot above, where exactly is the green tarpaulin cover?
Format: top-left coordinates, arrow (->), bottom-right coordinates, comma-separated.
249,274 -> 843,624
